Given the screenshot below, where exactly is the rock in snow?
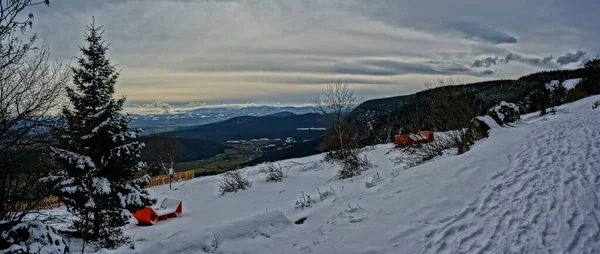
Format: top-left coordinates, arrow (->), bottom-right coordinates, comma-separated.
0,221 -> 68,254
488,101 -> 520,126
459,116 -> 496,154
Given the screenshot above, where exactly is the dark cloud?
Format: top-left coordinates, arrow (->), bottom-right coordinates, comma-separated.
472,53 -> 555,68
449,22 -> 517,44
503,53 -> 554,66
556,50 -> 587,65
481,70 -> 494,75
471,56 -> 499,68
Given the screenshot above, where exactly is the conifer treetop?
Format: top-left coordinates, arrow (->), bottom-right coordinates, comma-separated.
68,20 -> 121,115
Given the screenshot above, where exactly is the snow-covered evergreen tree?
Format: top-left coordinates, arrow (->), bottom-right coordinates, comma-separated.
48,22 -> 154,247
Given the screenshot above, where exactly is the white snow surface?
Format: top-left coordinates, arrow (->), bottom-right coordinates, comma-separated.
562,78 -> 583,90
546,78 -> 582,91
475,115 -> 501,130
84,95 -> 600,253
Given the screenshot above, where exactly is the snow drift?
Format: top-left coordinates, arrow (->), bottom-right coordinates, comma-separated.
101,211 -> 293,254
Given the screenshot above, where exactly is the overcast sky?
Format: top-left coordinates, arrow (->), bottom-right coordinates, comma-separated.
31,0 -> 599,106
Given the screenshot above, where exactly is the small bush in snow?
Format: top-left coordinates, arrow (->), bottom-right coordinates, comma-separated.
217,169 -> 252,195
317,187 -> 336,201
294,191 -> 315,210
593,101 -> 599,110
260,163 -> 287,182
298,161 -> 321,172
338,151 -> 372,179
394,145 -> 438,168
395,133 -> 459,168
202,234 -> 219,253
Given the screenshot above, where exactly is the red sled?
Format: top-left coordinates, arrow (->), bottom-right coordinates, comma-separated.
131,198 -> 182,225
394,131 -> 435,147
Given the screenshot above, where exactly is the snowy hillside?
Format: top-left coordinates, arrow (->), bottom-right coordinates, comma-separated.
99,95 -> 600,254
546,78 -> 583,90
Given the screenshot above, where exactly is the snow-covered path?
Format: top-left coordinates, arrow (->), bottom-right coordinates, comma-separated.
422,99 -> 600,253
98,95 -> 600,254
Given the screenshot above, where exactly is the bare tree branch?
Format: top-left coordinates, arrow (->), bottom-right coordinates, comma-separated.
0,45 -> 70,221
142,134 -> 183,177
312,81 -> 359,157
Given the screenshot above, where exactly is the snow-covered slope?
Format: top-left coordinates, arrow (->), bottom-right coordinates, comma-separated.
546,78 -> 582,91
102,95 -> 600,254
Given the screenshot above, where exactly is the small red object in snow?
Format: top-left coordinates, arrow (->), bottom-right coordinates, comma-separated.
131,198 -> 182,225
394,135 -> 414,147
417,131 -> 435,143
394,131 -> 434,147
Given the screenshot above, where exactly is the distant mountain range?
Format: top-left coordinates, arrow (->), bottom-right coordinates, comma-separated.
142,112 -> 329,167
167,112 -> 328,142
130,105 -> 316,133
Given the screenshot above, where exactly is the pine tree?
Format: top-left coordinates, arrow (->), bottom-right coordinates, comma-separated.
48,21 -> 154,247
584,59 -> 600,69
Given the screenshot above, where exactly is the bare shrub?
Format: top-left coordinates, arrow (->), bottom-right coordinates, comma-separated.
313,81 -> 360,157
142,134 -> 183,177
296,161 -> 321,172
317,187 -> 336,201
424,78 -> 474,144
395,78 -> 475,168
321,124 -> 364,164
260,162 -> 287,182
313,82 -> 372,178
0,1 -> 62,222
202,234 -> 219,253
217,169 -> 252,195
294,191 -> 315,210
338,149 -> 372,179
395,132 -> 460,168
0,45 -> 70,222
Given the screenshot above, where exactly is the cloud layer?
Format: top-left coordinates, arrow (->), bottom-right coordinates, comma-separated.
471,50 -> 589,69
450,22 -> 518,44
29,0 -> 599,104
